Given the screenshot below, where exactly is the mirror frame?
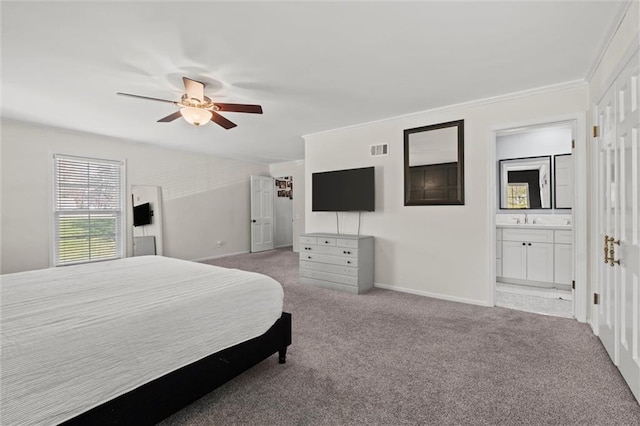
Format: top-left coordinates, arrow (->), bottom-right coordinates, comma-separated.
403,119 -> 465,206
498,155 -> 552,210
553,153 -> 572,209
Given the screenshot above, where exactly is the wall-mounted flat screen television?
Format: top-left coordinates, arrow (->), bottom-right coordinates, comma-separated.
133,202 -> 152,227
312,167 -> 375,211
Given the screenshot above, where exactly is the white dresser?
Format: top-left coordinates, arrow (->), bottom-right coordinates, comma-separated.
299,233 -> 374,294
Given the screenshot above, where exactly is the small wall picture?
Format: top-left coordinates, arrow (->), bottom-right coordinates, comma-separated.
275,177 -> 293,199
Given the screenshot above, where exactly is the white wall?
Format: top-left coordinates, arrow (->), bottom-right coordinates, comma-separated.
305,85 -> 588,305
270,160 -> 305,252
1,119 -> 269,273
496,126 -> 572,160
274,188 -> 293,248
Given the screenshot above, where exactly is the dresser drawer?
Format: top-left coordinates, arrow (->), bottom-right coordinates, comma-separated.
318,237 -> 337,246
300,260 -> 359,276
300,269 -> 357,286
502,228 -> 553,243
300,245 -> 358,257
300,236 -> 317,245
336,238 -> 359,248
299,253 -> 358,267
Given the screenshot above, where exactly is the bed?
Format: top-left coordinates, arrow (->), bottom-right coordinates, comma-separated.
0,256 -> 292,425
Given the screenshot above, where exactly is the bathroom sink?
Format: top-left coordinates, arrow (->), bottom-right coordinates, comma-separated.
496,223 -> 572,230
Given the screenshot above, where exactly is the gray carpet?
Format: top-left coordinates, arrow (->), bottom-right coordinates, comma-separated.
161,247 -> 640,425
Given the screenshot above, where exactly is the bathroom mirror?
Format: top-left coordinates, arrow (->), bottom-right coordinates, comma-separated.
499,156 -> 551,209
404,119 -> 464,205
554,154 -> 573,209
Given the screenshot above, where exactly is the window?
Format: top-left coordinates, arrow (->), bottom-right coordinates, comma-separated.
506,182 -> 530,209
53,154 -> 125,265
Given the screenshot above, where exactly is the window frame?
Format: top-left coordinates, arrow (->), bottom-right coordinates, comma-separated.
52,154 -> 126,267
506,182 -> 531,209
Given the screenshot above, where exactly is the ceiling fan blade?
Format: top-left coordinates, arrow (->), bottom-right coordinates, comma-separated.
117,92 -> 176,104
183,77 -> 205,102
210,111 -> 237,129
157,111 -> 183,123
214,103 -> 263,114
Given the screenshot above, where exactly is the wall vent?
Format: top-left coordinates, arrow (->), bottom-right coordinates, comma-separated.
370,143 -> 389,157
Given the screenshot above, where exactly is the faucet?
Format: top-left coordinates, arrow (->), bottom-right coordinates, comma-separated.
524,211 -> 528,224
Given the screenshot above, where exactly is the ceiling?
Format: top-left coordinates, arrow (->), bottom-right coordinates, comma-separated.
1,1 -> 624,164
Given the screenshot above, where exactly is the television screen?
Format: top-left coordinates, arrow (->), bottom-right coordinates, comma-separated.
133,202 -> 152,227
312,167 -> 375,211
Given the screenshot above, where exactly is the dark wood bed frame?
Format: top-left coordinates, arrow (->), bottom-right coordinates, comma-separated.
61,312 -> 292,425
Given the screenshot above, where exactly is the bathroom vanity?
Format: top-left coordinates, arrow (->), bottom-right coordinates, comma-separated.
496,224 -> 572,290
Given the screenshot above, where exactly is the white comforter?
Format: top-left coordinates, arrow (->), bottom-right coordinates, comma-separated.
0,256 -> 284,425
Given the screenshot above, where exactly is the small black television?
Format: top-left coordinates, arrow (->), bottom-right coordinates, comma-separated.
133,202 -> 152,227
312,167 -> 375,212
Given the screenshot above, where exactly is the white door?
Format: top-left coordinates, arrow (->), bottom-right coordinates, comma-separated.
502,241 -> 527,280
616,53 -> 640,402
526,242 -> 554,283
596,51 -> 640,403
250,176 -> 275,253
597,83 -> 618,361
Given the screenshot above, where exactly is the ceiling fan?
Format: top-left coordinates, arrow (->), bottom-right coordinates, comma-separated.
117,77 -> 263,129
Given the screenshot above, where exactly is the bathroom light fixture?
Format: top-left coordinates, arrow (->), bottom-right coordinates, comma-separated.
180,107 -> 212,127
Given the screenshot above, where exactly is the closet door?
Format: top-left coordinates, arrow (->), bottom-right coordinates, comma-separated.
595,50 -> 640,403
615,52 -> 639,402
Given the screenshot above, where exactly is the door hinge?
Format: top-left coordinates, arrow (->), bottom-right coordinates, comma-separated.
571,139 -> 575,149
594,293 -> 600,305
593,125 -> 599,138
572,280 -> 575,290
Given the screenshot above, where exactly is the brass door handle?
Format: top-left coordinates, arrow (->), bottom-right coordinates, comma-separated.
605,235 -> 620,266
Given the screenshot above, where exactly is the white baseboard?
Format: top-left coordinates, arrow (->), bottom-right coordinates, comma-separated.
192,251 -> 250,262
374,283 -> 492,307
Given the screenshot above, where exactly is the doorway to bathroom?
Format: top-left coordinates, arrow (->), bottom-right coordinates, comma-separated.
493,120 -> 579,318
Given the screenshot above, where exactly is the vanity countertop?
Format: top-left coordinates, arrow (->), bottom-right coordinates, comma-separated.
496,223 -> 572,230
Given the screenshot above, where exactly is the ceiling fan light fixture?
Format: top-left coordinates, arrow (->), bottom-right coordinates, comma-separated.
180,107 -> 212,127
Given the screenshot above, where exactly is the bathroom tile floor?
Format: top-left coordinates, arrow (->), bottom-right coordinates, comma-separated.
496,282 -> 573,318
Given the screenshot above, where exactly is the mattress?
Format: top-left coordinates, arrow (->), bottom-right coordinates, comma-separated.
0,256 -> 284,425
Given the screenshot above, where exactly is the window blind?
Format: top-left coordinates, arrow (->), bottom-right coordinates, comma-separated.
53,155 -> 125,265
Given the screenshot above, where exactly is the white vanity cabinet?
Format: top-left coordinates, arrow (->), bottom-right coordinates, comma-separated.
501,228 -> 554,283
299,233 -> 374,294
554,230 -> 573,285
496,229 -> 503,277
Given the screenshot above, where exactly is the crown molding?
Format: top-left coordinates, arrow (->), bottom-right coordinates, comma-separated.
585,0 -> 635,82
303,79 -> 586,139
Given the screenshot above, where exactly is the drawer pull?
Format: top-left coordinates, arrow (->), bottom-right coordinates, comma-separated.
324,240 -> 329,244
343,250 -> 351,254
347,261 -> 351,264
522,243 -> 525,246
307,256 -> 312,259
528,243 -> 532,246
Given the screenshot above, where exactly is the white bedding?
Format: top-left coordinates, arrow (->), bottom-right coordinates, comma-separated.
0,256 -> 284,425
